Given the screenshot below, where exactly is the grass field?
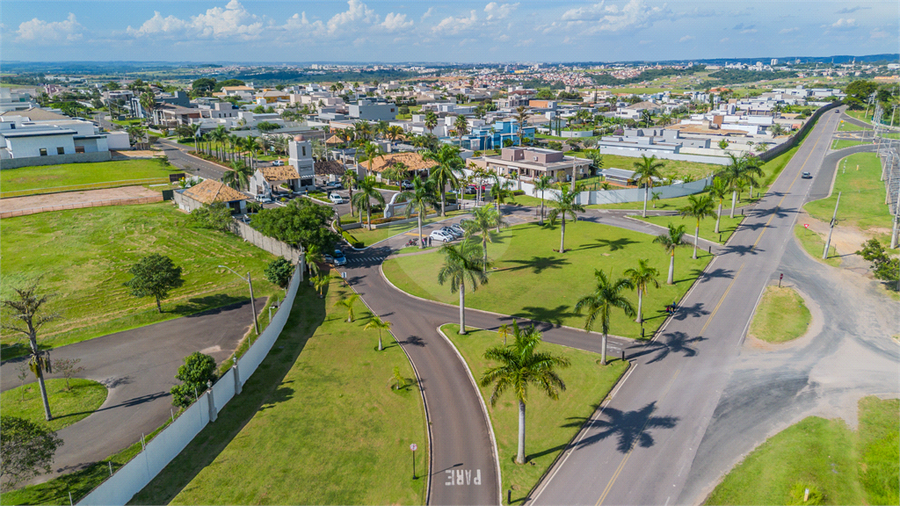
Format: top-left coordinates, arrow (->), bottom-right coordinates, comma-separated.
383,221 -> 712,339
748,286 -> 811,343
442,324 -> 628,505
0,379 -> 107,432
0,203 -> 279,359
132,279 -> 426,505
831,139 -> 869,150
636,211 -> 745,245
793,224 -> 842,268
706,396 -> 899,506
0,159 -> 182,198
565,151 -> 721,181
804,152 -> 893,235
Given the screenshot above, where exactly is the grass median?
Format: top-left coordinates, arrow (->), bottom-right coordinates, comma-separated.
706,396 -> 899,505
0,159 -> 182,198
748,286 -> 811,343
383,221 -> 711,339
441,324 -> 628,505
793,223 -> 842,268
131,279 -> 426,505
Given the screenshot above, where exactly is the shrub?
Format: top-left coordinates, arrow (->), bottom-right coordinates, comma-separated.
170,352 -> 217,408
342,231 -> 363,248
512,190 -> 526,196
787,482 -> 825,505
264,258 -> 294,288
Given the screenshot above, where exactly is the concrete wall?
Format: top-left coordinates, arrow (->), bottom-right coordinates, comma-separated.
228,219 -> 303,261
77,267 -> 302,506
0,150 -> 111,169
596,146 -> 731,166
758,101 -> 841,162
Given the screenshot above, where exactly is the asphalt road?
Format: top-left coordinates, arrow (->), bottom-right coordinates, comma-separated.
0,299 -> 264,484
157,138 -> 230,182
529,105 -> 854,506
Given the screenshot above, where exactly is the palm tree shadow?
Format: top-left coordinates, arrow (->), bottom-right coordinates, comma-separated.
697,267 -> 734,284
672,302 -> 710,321
502,255 -> 570,274
564,402 -> 679,453
512,305 -> 579,327
576,237 -> 638,252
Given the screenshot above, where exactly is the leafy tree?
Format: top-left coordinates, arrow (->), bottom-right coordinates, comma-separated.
718,139 -> 729,150
265,258 -> 294,288
53,358 -> 84,391
547,185 -> 585,253
844,80 -> 878,109
438,239 -> 489,333
633,155 -> 666,218
213,78 -> 245,91
334,293 -> 361,322
624,260 -> 659,324
256,121 -> 280,133
191,77 -> 217,95
170,352 -> 217,408
423,144 -> 464,216
189,202 -> 233,232
654,224 -> 688,285
124,254 -> 184,313
364,316 -> 392,351
252,198 -> 338,253
858,239 -> 900,288
479,322 -> 570,464
1,280 -> 60,421
574,270 -> 635,365
0,416 -> 64,490
679,194 -> 716,259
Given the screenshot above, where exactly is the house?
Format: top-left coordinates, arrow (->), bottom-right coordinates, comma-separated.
349,99 -> 398,122
0,110 -> 129,167
476,147 -> 591,184
249,166 -> 302,198
153,104 -> 201,128
177,179 -> 249,214
0,88 -> 39,113
287,135 -> 316,188
364,152 -> 437,179
460,120 -> 535,151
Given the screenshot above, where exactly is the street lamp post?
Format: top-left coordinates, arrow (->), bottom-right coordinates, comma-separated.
218,265 -> 260,334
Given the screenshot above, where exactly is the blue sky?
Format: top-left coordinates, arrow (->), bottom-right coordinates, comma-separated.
2,0 -> 897,63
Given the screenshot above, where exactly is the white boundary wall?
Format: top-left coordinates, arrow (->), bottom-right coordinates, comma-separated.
77,266 -> 302,506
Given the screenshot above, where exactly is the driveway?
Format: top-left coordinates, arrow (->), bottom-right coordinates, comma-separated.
0,298 -> 264,484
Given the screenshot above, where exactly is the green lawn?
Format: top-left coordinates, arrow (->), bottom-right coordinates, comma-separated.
838,121 -> 867,132
706,397 -> 898,506
831,139 -> 869,150
132,279 -> 426,505
804,152 -> 893,235
0,159 -> 182,198
0,379 -> 107,432
636,212 -> 745,245
748,286 -> 811,343
383,221 -> 712,339
0,203 -> 280,359
793,224 -> 842,268
340,210 -> 468,247
441,324 -> 628,505
565,151 -> 721,182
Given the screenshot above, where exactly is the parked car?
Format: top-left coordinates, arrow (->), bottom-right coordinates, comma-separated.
329,193 -> 344,204
440,226 -> 463,239
325,181 -> 343,190
272,160 -> 285,166
801,171 -> 812,179
332,249 -> 347,266
463,185 -> 477,194
254,194 -> 273,203
450,223 -> 466,236
400,180 -> 414,190
430,230 -> 454,243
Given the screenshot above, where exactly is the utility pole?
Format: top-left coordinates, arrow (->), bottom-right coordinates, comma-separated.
823,191 -> 841,260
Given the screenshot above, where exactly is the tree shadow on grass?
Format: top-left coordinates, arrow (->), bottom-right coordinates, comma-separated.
502,255 -> 570,274
511,305 -> 580,328
575,237 -> 638,252
563,402 -> 679,453
627,332 -> 706,364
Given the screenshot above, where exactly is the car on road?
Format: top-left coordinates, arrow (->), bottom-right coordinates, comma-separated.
430,230 -> 454,243
331,249 -> 347,266
400,180 -> 414,190
329,193 -> 345,204
801,171 -> 812,179
272,160 -> 285,166
254,194 -> 273,203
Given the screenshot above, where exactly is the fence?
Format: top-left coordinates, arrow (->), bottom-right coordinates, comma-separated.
0,151 -> 112,170
0,195 -> 163,219
77,266 -> 301,505
228,219 -> 303,261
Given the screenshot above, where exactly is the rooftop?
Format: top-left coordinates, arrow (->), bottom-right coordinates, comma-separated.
183,179 -> 249,204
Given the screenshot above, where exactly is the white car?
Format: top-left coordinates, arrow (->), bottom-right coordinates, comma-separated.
329,193 -> 344,204
254,194 -> 273,203
430,230 -> 454,243
272,160 -> 285,166
440,226 -> 463,239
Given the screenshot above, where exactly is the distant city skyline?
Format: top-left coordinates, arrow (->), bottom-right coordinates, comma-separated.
2,0 -> 898,63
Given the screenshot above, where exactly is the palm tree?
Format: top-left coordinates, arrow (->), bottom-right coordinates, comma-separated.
633,155 -> 666,218
223,160 -> 251,191
354,121 -> 372,143
139,91 -> 156,125
437,239 -> 489,334
303,245 -> 323,280
362,141 -> 384,177
375,120 -> 390,140
574,270 -> 635,365
244,136 -> 259,169
423,144 -> 464,216
547,185 -> 585,253
189,123 -> 202,152
488,173 -> 514,230
210,125 -> 227,160
479,321 -> 570,464
454,115 -> 470,147
653,224 -> 688,285
514,106 -> 530,145
387,125 -> 405,143
679,194 -> 716,259
718,153 -> 762,218
351,176 -> 385,228
227,133 -> 242,163
398,175 -> 435,249
341,169 -> 358,217
313,273 -> 337,299
624,260 -> 659,324
708,177 -> 729,235
498,322 -> 512,346
424,111 -> 438,135
364,316 -> 392,351
334,293 -> 361,322
533,175 -> 553,225
463,205 -> 507,272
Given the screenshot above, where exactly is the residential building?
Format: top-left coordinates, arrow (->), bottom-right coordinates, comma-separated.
0,110 -> 128,166
349,99 -> 398,122
460,119 -> 535,151
0,88 -> 39,113
249,166 -> 302,197
176,179 -> 249,214
477,146 -> 591,183
288,135 -> 316,188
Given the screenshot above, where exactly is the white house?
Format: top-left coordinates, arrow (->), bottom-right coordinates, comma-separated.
0,112 -> 117,164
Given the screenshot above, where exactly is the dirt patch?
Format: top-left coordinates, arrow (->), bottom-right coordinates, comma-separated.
110,150 -> 162,159
0,186 -> 162,218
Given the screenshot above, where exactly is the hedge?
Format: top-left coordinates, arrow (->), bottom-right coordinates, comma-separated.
342,230 -> 363,248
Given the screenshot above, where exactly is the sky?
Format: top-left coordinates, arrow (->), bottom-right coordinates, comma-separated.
2,0 -> 898,63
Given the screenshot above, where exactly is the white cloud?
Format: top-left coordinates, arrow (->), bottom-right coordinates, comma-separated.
639,39 -> 652,44
831,18 -> 857,28
484,2 -> 519,22
779,27 -> 799,34
434,10 -> 479,34
740,28 -> 757,34
560,0 -> 669,34
719,37 -> 729,43
679,35 -> 694,42
327,0 -> 379,34
17,13 -> 83,43
127,0 -> 263,40
381,12 -> 412,31
870,28 -> 888,39
420,7 -> 434,21
837,6 -> 868,14
283,12 -> 326,35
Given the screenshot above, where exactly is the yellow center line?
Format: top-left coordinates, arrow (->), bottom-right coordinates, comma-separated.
698,262 -> 744,337
596,367 -> 682,506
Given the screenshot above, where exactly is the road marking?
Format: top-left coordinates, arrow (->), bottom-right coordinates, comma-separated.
698,263 -> 745,337
596,367 -> 682,506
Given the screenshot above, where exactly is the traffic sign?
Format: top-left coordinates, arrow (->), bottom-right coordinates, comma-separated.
410,443 -> 417,451
803,224 -> 809,229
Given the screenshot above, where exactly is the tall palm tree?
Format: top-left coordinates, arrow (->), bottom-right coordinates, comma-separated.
454,115 -> 470,147
398,175 -> 435,249
210,125 -> 227,160
244,136 -> 259,169
718,153 -> 762,218
437,239 -> 489,334
708,176 -> 729,235
479,322 -> 570,464
334,293 -> 361,323
489,173 -> 514,230
303,245 -> 323,280
574,270 -> 635,365
375,120 -> 390,140
364,316 -> 392,351
362,141 -> 384,177
498,322 -> 512,346
354,121 -> 372,143
313,273 -> 337,299
547,185 -> 584,253
424,111 -> 438,135
653,224 -> 688,285
423,144 -> 464,216
533,175 -> 553,225
624,259 -> 659,324
514,106 -> 530,145
341,168 -> 358,217
679,194 -> 716,259
351,176 -> 385,228
633,155 -> 666,218
387,125 -> 405,143
223,160 -> 251,191
139,91 -> 156,126
189,123 -> 202,152
463,205 -> 507,272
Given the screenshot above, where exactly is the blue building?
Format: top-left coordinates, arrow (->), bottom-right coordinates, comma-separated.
460,120 -> 535,151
